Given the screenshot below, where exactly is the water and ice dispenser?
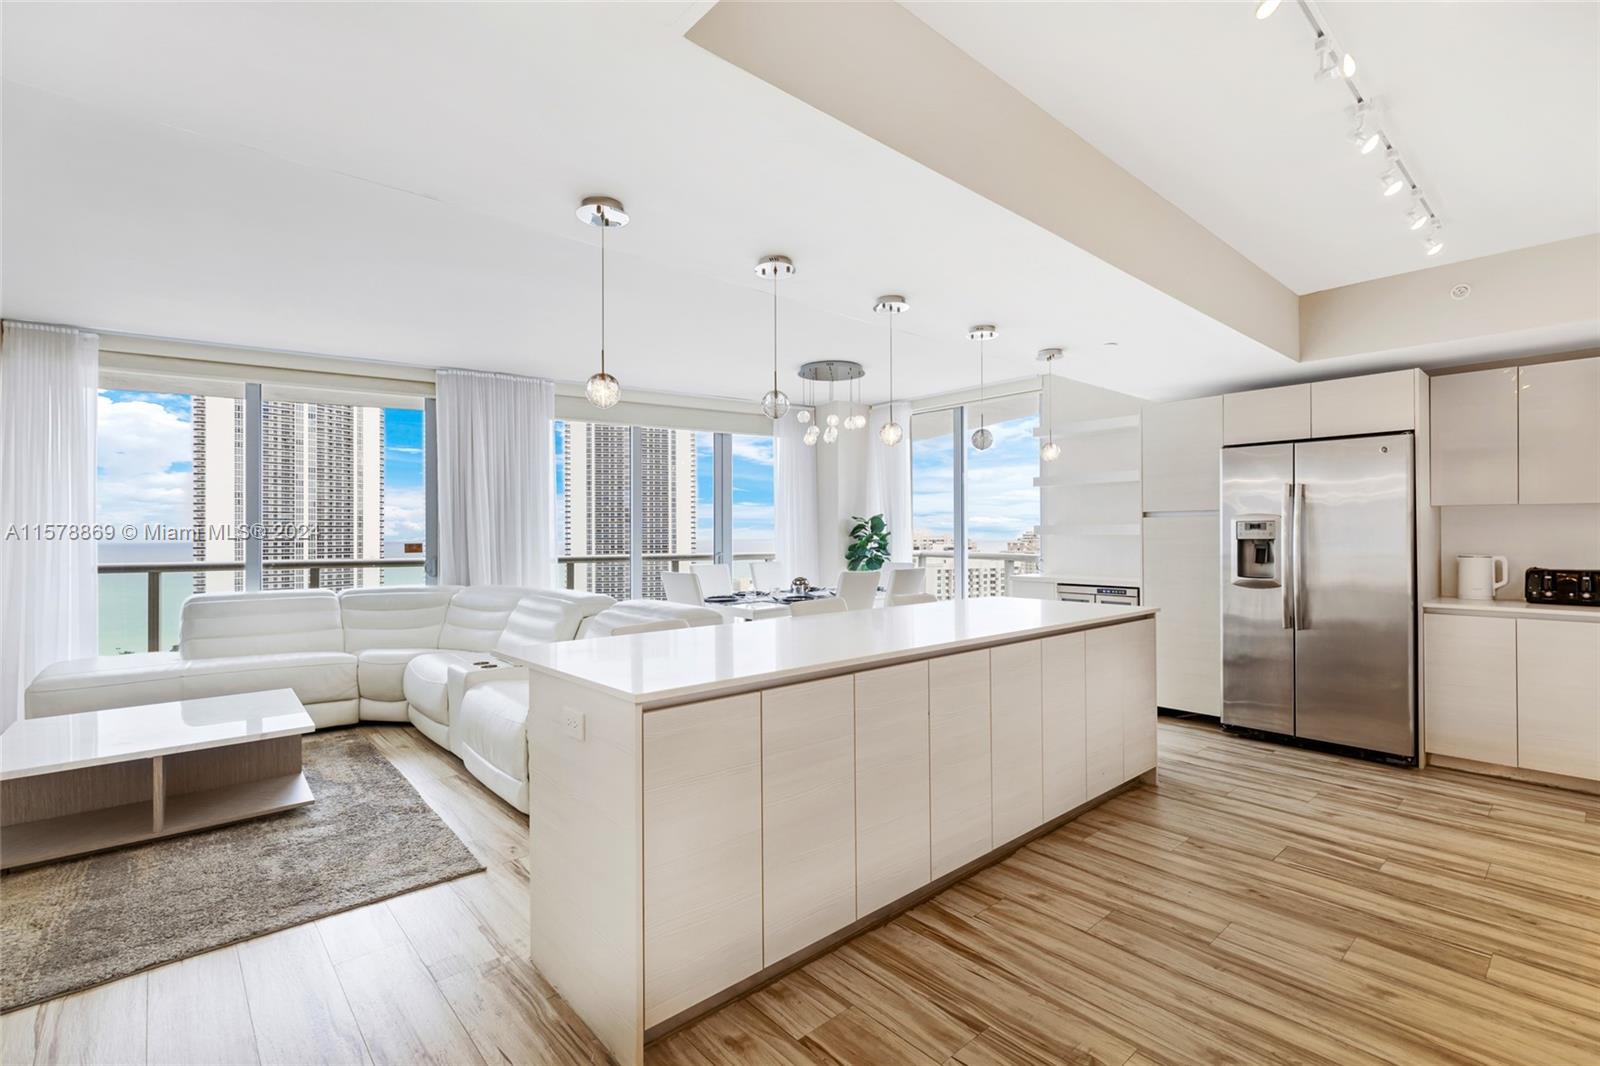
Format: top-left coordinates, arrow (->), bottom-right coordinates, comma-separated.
1232,516 -> 1281,587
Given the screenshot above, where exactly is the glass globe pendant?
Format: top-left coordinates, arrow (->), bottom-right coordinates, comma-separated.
874,295 -> 907,447
803,424 -> 821,446
755,256 -> 794,420
1038,347 -> 1063,463
586,372 -> 621,409
1041,440 -> 1062,463
578,196 -> 628,409
968,325 -> 997,451
796,408 -> 812,425
822,424 -> 839,444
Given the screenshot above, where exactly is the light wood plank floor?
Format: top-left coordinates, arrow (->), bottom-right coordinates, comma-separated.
5,719 -> 1599,1065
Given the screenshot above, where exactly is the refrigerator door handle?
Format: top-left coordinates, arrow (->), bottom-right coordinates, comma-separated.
1292,481 -> 1307,630
1281,482 -> 1294,630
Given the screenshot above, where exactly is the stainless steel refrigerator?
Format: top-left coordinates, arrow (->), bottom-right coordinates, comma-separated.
1221,433 -> 1416,760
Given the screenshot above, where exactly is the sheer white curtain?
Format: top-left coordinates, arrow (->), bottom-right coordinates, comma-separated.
774,413 -> 819,584
0,322 -> 100,727
867,402 -> 913,564
435,368 -> 554,587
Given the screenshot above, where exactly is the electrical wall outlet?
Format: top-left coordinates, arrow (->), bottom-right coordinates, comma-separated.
561,707 -> 586,741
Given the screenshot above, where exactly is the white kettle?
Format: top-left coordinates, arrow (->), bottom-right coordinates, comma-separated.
1457,554 -> 1509,601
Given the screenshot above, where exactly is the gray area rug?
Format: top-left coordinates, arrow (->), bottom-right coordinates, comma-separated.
0,728 -> 484,1011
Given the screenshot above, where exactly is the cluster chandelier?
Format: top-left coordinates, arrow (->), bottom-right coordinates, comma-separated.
1255,0 -> 1442,256
795,360 -> 867,447
578,196 -> 628,408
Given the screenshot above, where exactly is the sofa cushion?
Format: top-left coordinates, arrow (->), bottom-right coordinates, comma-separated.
180,590 -> 343,659
492,591 -> 613,661
24,653 -> 188,717
456,679 -> 530,811
357,647 -> 435,704
339,587 -> 457,652
438,586 -> 531,652
402,650 -> 478,726
182,652 -> 358,707
578,599 -> 724,638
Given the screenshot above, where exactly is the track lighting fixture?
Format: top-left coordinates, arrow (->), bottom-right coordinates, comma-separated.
1405,203 -> 1431,231
1254,0 -> 1281,19
578,196 -> 628,409
1348,104 -> 1382,155
1313,37 -> 1353,80
1378,153 -> 1406,197
1422,227 -> 1444,256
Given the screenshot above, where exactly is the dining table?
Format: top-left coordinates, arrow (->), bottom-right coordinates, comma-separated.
704,587 -> 838,621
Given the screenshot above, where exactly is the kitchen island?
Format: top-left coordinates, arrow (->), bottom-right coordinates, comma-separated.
518,596 -> 1158,1065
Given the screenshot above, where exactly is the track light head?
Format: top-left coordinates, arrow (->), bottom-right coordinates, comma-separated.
1405,204 -> 1431,231
1254,0 -> 1281,18
1378,154 -> 1406,197
1422,226 -> 1444,256
1348,105 -> 1382,155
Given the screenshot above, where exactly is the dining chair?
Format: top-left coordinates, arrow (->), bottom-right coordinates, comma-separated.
888,567 -> 928,597
788,597 -> 848,618
690,562 -> 734,597
607,619 -> 691,636
661,570 -> 705,606
751,559 -> 787,592
887,592 -> 938,606
835,569 -> 880,610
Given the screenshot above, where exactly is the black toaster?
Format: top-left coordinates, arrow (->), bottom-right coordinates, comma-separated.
1525,567 -> 1600,606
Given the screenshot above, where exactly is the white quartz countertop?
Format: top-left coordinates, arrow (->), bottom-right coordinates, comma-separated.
519,597 -> 1157,706
1,689 -> 313,780
1424,598 -> 1600,623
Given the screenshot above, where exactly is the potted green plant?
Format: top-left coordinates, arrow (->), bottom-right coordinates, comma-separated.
846,513 -> 891,571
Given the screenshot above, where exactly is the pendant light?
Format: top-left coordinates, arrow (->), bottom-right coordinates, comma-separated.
874,295 -> 907,445
1038,348 -> 1063,463
968,325 -> 997,451
577,196 -> 628,409
755,256 -> 793,419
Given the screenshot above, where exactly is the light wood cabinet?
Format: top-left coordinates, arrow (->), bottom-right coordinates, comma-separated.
1516,619 -> 1600,780
1430,367 -> 1519,505
642,694 -> 763,1026
1423,614 -> 1517,765
1518,357 -> 1600,504
1142,515 -> 1222,718
1311,370 -> 1417,438
1223,384 -> 1310,446
928,650 -> 992,880
760,677 -> 855,963
1087,619 -> 1157,784
1141,395 -> 1222,512
1040,632 -> 1087,819
989,640 -> 1044,844
853,661 -> 931,916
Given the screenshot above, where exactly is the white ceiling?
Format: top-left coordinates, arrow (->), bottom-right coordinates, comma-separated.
2,3 -> 1594,407
3,2 -> 1291,404
906,1 -> 1600,295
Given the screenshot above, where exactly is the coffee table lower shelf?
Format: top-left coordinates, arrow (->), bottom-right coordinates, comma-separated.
1,733 -> 315,871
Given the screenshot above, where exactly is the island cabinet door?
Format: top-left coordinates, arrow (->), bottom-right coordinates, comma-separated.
1041,632 -> 1088,819
990,640 -> 1045,844
642,694 -> 763,1028
929,650 -> 993,879
761,676 -> 857,964
1087,619 -> 1158,789
854,661 -> 932,916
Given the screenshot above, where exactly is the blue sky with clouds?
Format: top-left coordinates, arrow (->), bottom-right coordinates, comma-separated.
912,411 -> 1039,548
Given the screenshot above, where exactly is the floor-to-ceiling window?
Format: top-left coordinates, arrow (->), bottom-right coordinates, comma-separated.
911,396 -> 1040,599
555,419 -> 634,598
730,433 -> 775,588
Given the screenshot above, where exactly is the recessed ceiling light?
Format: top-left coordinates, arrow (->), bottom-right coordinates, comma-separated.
1255,0 -> 1281,19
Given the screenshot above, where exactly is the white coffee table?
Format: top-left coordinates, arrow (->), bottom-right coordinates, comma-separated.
0,689 -> 315,870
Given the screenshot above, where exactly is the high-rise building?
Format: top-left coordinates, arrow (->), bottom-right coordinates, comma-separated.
193,400 -> 384,592
562,422 -> 697,599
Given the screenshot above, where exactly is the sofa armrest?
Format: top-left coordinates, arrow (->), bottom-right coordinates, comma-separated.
446,658 -> 529,710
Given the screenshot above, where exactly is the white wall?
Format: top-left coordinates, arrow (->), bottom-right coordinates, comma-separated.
1039,376 -> 1144,584
812,402 -> 874,581
1439,505 -> 1600,600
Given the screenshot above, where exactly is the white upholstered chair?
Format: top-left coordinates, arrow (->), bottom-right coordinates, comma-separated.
751,560 -> 787,592
835,570 -> 880,610
661,570 -> 705,606
689,563 -> 733,597
788,597 -> 848,618
889,567 -> 928,597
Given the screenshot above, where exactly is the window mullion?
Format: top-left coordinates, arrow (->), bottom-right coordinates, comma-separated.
953,405 -> 968,600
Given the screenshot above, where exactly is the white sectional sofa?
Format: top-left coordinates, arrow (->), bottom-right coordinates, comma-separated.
25,585 -> 721,812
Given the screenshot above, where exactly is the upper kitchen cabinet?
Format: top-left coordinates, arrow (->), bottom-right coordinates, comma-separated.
1142,395 -> 1222,512
1311,370 -> 1419,439
1431,366 -> 1519,505
1519,357 -> 1600,505
1222,384 -> 1310,446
